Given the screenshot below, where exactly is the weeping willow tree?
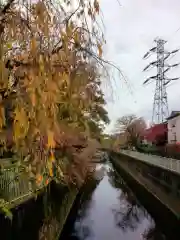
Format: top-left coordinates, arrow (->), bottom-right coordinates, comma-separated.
0,0 -> 110,186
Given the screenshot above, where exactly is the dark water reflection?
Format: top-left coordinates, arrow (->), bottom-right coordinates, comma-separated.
60,164 -> 167,240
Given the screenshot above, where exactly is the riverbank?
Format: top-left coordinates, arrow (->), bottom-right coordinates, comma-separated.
59,176 -> 101,239
0,181 -> 79,240
110,153 -> 180,239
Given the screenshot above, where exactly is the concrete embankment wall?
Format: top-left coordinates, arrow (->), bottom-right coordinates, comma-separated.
39,175 -> 99,240
109,152 -> 180,240
59,177 -> 101,239
39,182 -> 79,240
0,181 -> 79,240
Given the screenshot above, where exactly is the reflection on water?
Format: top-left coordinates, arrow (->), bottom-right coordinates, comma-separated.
60,164 -> 167,240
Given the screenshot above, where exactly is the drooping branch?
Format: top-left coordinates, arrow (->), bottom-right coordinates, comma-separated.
0,0 -> 113,186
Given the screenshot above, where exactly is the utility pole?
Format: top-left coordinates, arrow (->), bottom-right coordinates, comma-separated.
143,38 -> 179,124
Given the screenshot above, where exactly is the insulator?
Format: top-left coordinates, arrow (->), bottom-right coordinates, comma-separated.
170,63 -> 180,67
164,80 -> 171,86
143,78 -> 151,84
143,75 -> 157,84
163,68 -> 170,74
149,47 -> 157,52
143,52 -> 150,59
164,53 -> 170,60
143,64 -> 150,71
150,61 -> 157,66
151,75 -> 157,79
171,49 -> 179,54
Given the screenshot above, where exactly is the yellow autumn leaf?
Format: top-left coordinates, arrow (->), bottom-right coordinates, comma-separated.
13,122 -> 21,140
47,130 -> 55,148
66,23 -> 73,37
49,168 -> 53,177
97,43 -> 102,58
62,72 -> 69,84
6,42 -> 12,49
31,38 -> 37,53
14,108 -> 26,124
74,31 -> 79,44
49,150 -> 55,162
39,55 -> 44,72
0,106 -> 5,129
31,92 -> 36,107
47,161 -> 53,177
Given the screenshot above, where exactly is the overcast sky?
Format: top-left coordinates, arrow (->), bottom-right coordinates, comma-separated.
100,0 -> 180,133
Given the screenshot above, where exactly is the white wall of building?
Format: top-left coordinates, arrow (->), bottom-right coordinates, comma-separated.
168,115 -> 180,144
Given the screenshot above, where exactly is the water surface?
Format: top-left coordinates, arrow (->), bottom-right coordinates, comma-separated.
60,163 -> 167,240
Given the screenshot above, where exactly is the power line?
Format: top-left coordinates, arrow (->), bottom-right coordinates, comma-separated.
143,38 -> 180,124
166,26 -> 180,44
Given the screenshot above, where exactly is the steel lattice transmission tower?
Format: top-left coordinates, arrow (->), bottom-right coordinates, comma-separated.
143,38 -> 179,124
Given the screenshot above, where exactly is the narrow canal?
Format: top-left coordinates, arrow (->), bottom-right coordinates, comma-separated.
60,163 -> 169,240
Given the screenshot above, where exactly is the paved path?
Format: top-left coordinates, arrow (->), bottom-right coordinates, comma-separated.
120,150 -> 180,176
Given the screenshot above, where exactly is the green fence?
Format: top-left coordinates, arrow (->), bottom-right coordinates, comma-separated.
0,166 -> 30,202
0,159 -> 48,208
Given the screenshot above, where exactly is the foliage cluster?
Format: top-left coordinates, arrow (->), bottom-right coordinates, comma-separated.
0,0 -> 109,186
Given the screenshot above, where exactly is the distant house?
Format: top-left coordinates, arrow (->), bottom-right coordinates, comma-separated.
141,122 -> 167,146
167,111 -> 180,144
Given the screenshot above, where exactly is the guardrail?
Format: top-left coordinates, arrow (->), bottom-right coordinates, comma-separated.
0,159 -> 50,208
0,148 -> 102,209
121,150 -> 180,176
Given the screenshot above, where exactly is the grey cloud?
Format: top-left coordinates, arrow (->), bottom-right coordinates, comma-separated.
101,0 -> 180,132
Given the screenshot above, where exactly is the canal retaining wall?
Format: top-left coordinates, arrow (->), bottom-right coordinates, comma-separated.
39,183 -> 79,240
0,181 -> 79,240
39,175 -> 100,240
109,152 -> 180,239
59,177 -> 101,240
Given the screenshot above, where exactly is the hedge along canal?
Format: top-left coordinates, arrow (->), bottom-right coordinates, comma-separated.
59,163 -> 170,240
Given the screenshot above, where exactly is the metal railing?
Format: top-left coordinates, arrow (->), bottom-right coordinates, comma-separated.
121,150 -> 180,175
0,159 -> 49,207
0,166 -> 30,202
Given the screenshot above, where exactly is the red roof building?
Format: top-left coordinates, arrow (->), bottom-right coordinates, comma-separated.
141,122 -> 167,145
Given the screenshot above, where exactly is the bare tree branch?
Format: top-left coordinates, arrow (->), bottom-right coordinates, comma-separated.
1,0 -> 14,14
